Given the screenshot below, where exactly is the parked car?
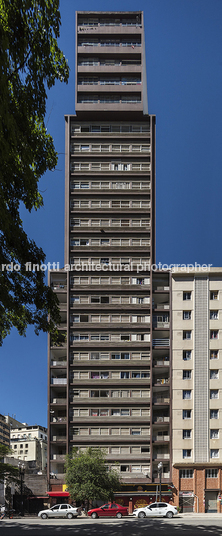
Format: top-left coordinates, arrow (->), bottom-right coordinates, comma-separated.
38,503 -> 80,519
88,503 -> 128,519
132,502 -> 178,518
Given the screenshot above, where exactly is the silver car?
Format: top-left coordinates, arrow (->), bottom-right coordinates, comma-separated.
132,502 -> 178,518
38,503 -> 80,519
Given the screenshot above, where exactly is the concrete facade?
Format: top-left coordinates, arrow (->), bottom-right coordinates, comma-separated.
171,268 -> 222,513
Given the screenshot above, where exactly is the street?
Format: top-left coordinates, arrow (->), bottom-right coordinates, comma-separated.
1,516 -> 222,536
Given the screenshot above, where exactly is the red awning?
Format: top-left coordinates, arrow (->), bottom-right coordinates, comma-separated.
46,492 -> 70,497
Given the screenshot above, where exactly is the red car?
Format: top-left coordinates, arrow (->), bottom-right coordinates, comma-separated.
88,503 -> 128,519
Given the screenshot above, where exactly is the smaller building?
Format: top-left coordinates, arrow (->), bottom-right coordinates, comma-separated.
9,425 -> 47,472
171,267 -> 222,513
0,414 -> 10,446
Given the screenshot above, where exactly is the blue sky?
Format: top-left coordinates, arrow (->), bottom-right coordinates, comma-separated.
1,0 -> 222,427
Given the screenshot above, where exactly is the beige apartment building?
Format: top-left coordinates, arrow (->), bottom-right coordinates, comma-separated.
171,268 -> 222,513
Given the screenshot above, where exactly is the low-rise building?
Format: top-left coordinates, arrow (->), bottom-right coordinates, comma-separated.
9,425 -> 47,472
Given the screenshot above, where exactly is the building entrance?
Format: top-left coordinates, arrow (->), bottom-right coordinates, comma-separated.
205,491 -> 217,513
179,494 -> 194,513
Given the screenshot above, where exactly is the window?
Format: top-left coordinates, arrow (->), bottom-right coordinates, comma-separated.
210,311 -> 218,320
206,468 -> 218,478
210,390 -> 219,399
210,291 -> 218,300
183,429 -> 191,439
183,311 -> 191,320
210,429 -> 219,439
210,409 -> 219,419
120,465 -> 129,472
210,350 -> 218,359
210,449 -> 219,458
183,370 -> 191,379
183,292 -> 191,300
183,390 -> 191,399
183,449 -> 192,458
180,469 -> 193,478
183,350 -> 192,361
120,372 -> 129,379
183,410 -> 191,419
210,370 -> 219,379
210,330 -> 219,339
183,331 -> 191,340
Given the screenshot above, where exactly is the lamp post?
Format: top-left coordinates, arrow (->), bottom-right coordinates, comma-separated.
157,462 -> 163,502
18,463 -> 25,516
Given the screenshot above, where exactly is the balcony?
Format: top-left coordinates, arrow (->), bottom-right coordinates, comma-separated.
51,398 -> 67,405
153,453 -> 170,460
153,436 -> 170,442
153,416 -> 170,423
152,339 -> 170,347
51,378 -> 67,385
153,360 -> 169,367
154,378 -> 170,386
52,436 -> 66,442
153,397 -> 170,404
52,455 -> 66,461
51,360 -> 67,367
51,417 -> 67,423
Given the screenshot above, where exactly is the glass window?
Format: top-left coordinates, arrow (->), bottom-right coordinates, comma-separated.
183,311 -> 191,320
180,469 -> 193,478
210,330 -> 218,339
183,331 -> 191,340
210,370 -> 219,379
210,311 -> 218,319
206,468 -> 218,477
210,390 -> 219,399
183,292 -> 191,300
183,410 -> 191,419
210,429 -> 219,439
183,370 -> 191,379
183,449 -> 192,458
183,390 -> 191,399
210,409 -> 219,419
210,449 -> 219,458
210,350 -> 218,359
183,350 -> 192,361
210,291 -> 218,300
183,429 -> 191,439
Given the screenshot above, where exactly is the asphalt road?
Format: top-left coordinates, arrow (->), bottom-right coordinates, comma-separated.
1,516 -> 222,536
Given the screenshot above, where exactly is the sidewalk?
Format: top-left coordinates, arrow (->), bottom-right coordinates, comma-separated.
180,512 -> 222,518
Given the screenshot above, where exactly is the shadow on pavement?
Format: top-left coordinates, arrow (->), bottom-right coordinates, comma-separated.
1,518 -> 222,536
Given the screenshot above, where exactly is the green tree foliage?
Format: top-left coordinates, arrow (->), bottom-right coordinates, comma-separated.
0,0 -> 69,345
0,444 -> 19,485
65,448 -> 121,509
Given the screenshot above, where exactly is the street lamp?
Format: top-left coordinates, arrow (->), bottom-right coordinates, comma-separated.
157,462 -> 163,502
18,463 -> 25,516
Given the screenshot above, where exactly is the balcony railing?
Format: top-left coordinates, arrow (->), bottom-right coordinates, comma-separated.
153,397 -> 170,404
52,436 -> 66,442
52,398 -> 67,404
152,339 -> 170,347
51,361 -> 67,367
154,360 -> 169,366
153,453 -> 170,460
51,378 -> 67,385
153,436 -> 170,442
154,378 -> 170,385
153,416 -> 170,423
52,454 -> 66,461
51,417 -> 66,423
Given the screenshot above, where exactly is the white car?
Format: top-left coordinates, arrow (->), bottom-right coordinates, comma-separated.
132,502 -> 178,518
38,503 -> 80,519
